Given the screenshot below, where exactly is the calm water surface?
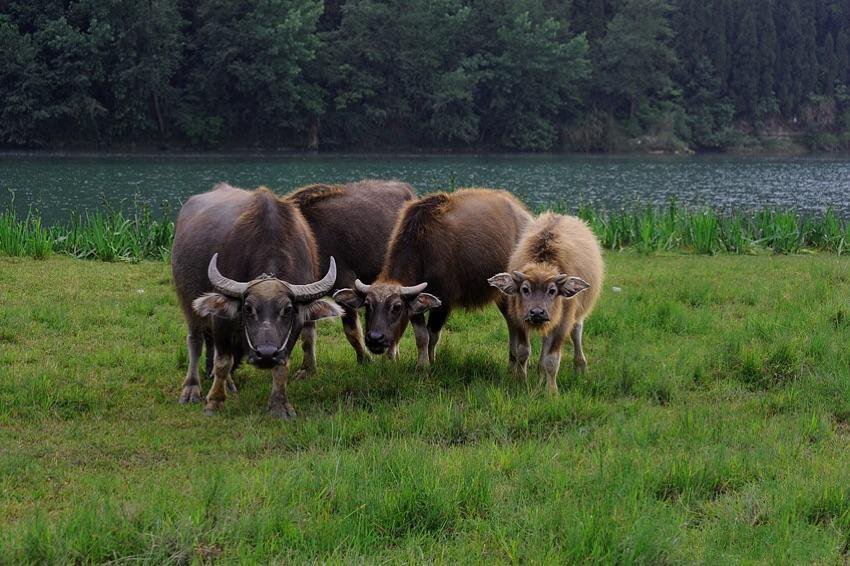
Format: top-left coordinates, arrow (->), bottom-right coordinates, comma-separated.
1,153 -> 849,223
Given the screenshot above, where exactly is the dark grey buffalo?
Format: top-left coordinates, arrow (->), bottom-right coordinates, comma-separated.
286,180 -> 415,363
172,184 -> 341,418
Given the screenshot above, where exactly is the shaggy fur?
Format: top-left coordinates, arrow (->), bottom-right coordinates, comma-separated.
509,213 -> 603,334
492,212 -> 604,392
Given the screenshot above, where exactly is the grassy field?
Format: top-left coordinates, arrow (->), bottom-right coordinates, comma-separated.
1,253 -> 850,563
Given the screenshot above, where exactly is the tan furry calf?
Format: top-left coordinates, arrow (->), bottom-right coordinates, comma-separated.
488,212 -> 603,393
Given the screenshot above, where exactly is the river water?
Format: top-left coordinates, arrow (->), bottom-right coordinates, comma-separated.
1,153 -> 849,222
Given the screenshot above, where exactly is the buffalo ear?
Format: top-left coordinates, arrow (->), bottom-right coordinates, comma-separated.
488,273 -> 518,296
557,275 -> 590,298
333,288 -> 364,310
193,292 -> 240,319
303,299 -> 344,321
408,292 -> 441,315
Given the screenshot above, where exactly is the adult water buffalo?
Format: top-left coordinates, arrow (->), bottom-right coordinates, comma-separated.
286,180 -> 416,364
334,188 -> 531,369
172,184 -> 341,418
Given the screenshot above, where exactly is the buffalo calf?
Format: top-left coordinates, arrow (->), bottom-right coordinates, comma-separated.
488,212 -> 603,393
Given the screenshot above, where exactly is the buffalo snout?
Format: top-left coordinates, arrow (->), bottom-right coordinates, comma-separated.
526,307 -> 550,325
365,331 -> 389,354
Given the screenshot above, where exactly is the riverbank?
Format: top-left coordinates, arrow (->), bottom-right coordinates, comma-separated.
2,202 -> 848,262
1,254 -> 849,562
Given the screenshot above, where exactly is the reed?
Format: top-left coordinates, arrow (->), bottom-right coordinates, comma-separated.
1,198 -> 848,261
571,203 -> 849,255
1,198 -> 174,262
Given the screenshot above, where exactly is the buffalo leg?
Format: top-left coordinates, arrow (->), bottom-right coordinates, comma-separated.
204,351 -> 233,415
497,301 -> 520,376
571,320 -> 587,372
296,322 -> 317,380
426,307 -> 450,364
269,361 -> 296,419
411,313 -> 430,370
203,332 -> 235,392
179,332 -> 204,404
203,332 -> 214,382
388,345 -> 400,360
540,319 -> 571,395
342,306 -> 369,364
512,325 -> 531,382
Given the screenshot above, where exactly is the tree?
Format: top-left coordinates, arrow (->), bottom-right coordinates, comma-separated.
182,0 -> 323,145
684,55 -> 734,149
730,3 -> 760,116
756,0 -> 778,107
595,0 -> 677,118
474,1 -> 590,149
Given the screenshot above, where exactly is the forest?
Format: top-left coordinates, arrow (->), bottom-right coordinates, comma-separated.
1,0 -> 849,152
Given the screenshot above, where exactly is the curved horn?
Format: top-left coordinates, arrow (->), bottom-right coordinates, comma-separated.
512,271 -> 528,281
208,253 -> 250,297
354,279 -> 371,294
288,257 -> 337,302
399,282 -> 428,297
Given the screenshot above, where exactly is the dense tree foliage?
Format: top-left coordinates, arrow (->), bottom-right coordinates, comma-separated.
1,0 -> 849,151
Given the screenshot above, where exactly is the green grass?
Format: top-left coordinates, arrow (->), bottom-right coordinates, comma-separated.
2,253 -> 850,562
2,199 -> 849,261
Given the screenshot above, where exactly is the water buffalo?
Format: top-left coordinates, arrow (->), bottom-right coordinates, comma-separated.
172,184 -> 341,418
488,212 -> 603,393
334,188 -> 531,369
286,180 -> 416,364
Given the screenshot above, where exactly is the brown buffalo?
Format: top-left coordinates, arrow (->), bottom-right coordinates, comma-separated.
488,212 -> 603,393
334,188 -> 531,369
172,184 -> 341,418
287,180 -> 415,364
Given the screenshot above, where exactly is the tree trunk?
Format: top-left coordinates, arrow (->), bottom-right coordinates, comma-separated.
307,115 -> 319,150
153,92 -> 165,136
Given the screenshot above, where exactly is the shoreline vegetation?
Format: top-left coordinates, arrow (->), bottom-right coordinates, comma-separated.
2,2 -> 850,155
2,137 -> 849,156
2,199 -> 848,262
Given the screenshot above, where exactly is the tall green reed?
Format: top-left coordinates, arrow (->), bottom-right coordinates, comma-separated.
1,196 -> 848,262
1,194 -> 174,262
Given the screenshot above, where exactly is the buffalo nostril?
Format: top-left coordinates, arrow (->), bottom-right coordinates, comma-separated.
256,345 -> 277,359
366,331 -> 385,343
530,308 -> 544,317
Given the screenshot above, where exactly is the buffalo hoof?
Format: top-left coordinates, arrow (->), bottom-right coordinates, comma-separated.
269,402 -> 297,420
226,378 -> 238,393
415,361 -> 431,373
294,367 -> 315,381
179,385 -> 203,404
203,399 -> 225,415
511,367 -> 528,383
356,353 -> 371,365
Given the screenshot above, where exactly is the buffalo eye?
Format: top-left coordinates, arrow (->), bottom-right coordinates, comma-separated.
245,304 -> 257,317
548,287 -> 557,296
521,285 -> 531,296
281,304 -> 293,318
390,303 -> 402,315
